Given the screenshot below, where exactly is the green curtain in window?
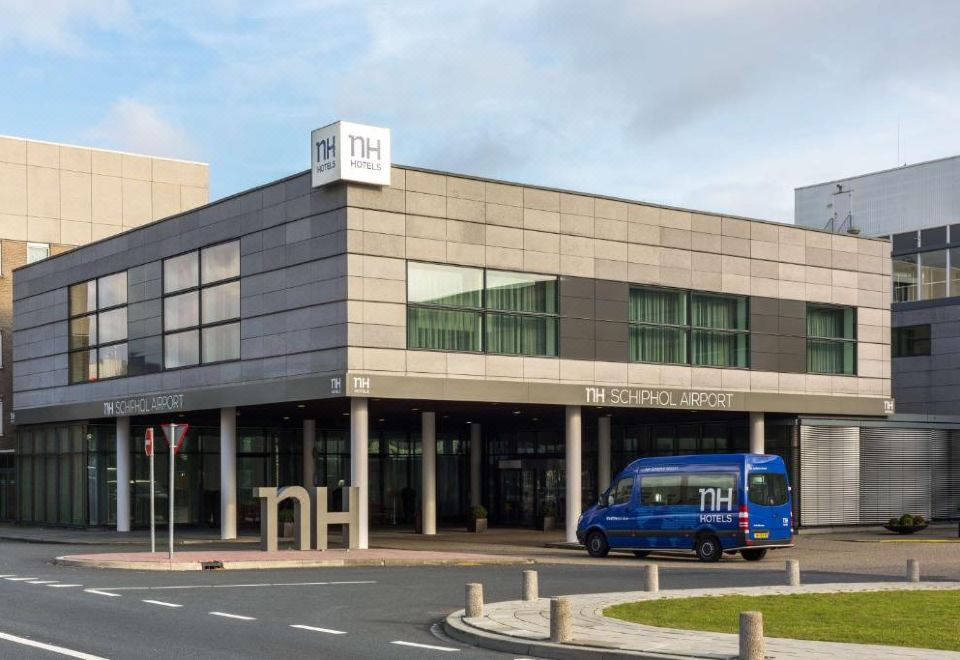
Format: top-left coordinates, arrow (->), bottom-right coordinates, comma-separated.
630,326 -> 688,363
407,307 -> 482,351
486,313 -> 557,356
692,330 -> 747,367
486,273 -> 557,313
807,306 -> 848,338
630,288 -> 687,324
692,294 -> 745,330
807,338 -> 854,374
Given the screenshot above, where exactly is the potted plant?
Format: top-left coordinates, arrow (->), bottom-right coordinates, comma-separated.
468,505 -> 488,533
540,501 -> 557,532
884,513 -> 928,535
278,508 -> 295,539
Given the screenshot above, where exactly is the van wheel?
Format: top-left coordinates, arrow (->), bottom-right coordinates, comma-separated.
586,531 -> 609,558
740,548 -> 768,561
695,535 -> 723,562
633,550 -> 651,558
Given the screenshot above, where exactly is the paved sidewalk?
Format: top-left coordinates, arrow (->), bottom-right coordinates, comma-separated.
55,547 -> 534,571
445,581 -> 960,659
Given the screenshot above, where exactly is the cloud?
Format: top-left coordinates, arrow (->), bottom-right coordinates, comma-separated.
0,0 -> 132,55
85,98 -> 198,160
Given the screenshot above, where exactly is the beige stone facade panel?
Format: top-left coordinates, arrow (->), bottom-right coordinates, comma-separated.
661,228 -> 692,250
486,203 -> 523,228
407,214 -> 446,241
121,178 -> 151,226
361,209 -> 405,236
27,216 -> 60,242
524,230 -> 559,254
60,219 -> 92,245
595,259 -> 628,281
91,150 -> 122,177
121,154 -> 151,181
361,255 -> 406,280
91,223 -> 122,241
27,141 -> 58,168
595,198 -> 628,222
750,221 -> 779,243
151,182 -> 180,221
360,348 -> 406,372
561,213 -> 594,238
27,166 -> 59,219
446,176 -> 484,201
561,254 -> 595,277
691,213 -> 721,235
0,163 -> 27,215
594,361 -> 628,384
446,241 -> 484,266
523,187 -> 559,212
523,250 -> 560,274
595,217 -> 628,241
447,219 -> 485,245
180,186 -> 208,211
486,182 -> 522,207
560,234 -> 594,257
406,191 -> 445,218
59,146 -> 91,173
628,204 -> 658,225
447,197 -> 484,223
0,137 -> 26,164
691,232 -> 720,253
523,208 -> 560,233
448,353 -> 486,377
362,324 -> 406,349
486,225 -> 522,249
628,221 -> 659,246
721,217 -> 751,239
560,193 -> 594,216
560,359 -> 595,382
0,214 -> 26,240
59,171 -> 91,223
628,363 -> 661,386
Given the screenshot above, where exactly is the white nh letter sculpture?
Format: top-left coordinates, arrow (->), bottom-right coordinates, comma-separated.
254,486 -> 360,552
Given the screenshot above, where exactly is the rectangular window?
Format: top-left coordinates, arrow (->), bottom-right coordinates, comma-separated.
67,271 -> 128,383
919,250 -> 947,300
893,255 -> 918,303
806,304 -> 856,375
26,242 -> 49,264
747,473 -> 788,506
484,270 -> 558,356
629,287 -> 689,364
486,313 -> 557,356
690,293 -> 748,367
610,476 -> 634,505
682,473 -> 738,506
162,241 -> 240,369
407,262 -> 483,307
951,248 -> 960,296
485,271 -> 557,313
640,474 -> 683,506
407,307 -> 482,352
892,324 -> 931,358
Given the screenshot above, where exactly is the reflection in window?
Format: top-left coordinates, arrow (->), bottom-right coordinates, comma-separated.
407,262 -> 483,307
893,255 -> 918,302
892,324 -> 931,358
201,241 -> 240,284
407,307 -> 482,352
163,252 -> 199,294
97,272 -> 127,309
201,323 -> 240,363
164,291 -> 199,331
919,250 -> 947,300
202,281 -> 241,324
67,271 -> 128,383
26,242 -> 49,264
97,308 -> 127,344
164,330 -> 200,369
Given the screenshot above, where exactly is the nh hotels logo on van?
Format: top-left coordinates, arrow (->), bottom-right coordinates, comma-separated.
311,120 -> 391,187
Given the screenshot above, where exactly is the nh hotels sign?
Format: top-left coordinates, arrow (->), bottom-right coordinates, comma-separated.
311,120 -> 391,187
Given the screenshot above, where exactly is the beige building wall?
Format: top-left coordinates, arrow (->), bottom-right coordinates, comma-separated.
344,166 -> 891,402
0,135 -> 208,245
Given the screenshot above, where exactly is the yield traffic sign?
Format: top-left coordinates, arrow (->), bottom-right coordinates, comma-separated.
160,423 -> 189,455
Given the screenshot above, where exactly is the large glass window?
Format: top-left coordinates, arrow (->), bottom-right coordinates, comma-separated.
806,304 -> 856,375
405,263 -> 558,356
162,242 -> 240,368
919,250 -> 947,300
892,324 -> 931,358
68,272 -> 128,383
629,287 -> 748,367
747,473 -> 788,506
893,255 -> 918,303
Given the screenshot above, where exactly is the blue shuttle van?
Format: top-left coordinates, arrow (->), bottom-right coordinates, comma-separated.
576,454 -> 793,562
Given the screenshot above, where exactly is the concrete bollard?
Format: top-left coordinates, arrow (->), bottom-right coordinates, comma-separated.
786,559 -> 800,586
642,564 -> 659,592
550,597 -> 572,643
522,570 -> 538,601
907,559 -> 920,583
465,583 -> 483,618
739,611 -> 764,660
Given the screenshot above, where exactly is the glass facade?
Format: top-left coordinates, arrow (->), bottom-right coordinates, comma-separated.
892,324 -> 931,358
163,241 -> 240,368
806,304 -> 856,374
68,272 -> 128,383
629,286 -> 748,367
406,262 -> 558,356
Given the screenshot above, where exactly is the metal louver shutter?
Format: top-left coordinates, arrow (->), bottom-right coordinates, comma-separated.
859,428 -> 933,523
932,430 -> 960,519
800,425 -> 860,526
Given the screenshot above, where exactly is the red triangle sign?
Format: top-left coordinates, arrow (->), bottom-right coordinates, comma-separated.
160,423 -> 189,455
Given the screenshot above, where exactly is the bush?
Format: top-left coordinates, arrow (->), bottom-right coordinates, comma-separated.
470,505 -> 488,520
889,517 -> 899,526
909,514 -> 926,526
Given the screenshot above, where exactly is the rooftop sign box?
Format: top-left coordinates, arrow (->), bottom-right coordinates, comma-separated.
311,120 -> 391,187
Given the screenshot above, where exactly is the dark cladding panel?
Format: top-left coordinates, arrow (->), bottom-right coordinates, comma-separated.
920,226 -> 947,249
127,336 -> 163,376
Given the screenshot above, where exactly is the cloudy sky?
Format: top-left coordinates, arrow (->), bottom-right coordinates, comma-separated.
1,0 -> 958,222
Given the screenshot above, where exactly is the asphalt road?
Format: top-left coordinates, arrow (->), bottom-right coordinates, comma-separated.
0,540 -> 910,660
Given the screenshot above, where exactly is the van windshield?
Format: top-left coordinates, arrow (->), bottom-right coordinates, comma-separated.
748,473 -> 788,506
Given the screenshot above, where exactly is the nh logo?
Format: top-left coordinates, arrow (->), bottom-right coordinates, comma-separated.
330,376 -> 342,394
585,387 -> 605,404
353,376 -> 370,393
316,135 -> 336,161
349,134 -> 381,160
699,487 -> 734,512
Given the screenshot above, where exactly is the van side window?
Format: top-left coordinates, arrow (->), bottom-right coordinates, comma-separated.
640,474 -> 682,505
682,473 -> 738,507
748,473 -> 788,506
612,477 -> 634,505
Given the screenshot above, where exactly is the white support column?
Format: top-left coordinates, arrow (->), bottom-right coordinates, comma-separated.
565,405 -> 582,544
597,415 -> 611,495
350,397 -> 369,549
302,419 -> 316,487
115,416 -> 130,532
220,407 -> 237,540
421,412 -> 437,536
749,412 -> 765,455
470,423 -> 482,508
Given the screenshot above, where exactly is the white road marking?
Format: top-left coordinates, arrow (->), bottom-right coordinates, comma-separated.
391,640 -> 459,652
142,599 -> 182,608
290,624 -> 347,635
327,581 -> 376,585
209,611 -> 256,621
5,577 -> 37,581
97,580 -> 376,591
0,575 -> 16,578
48,584 -> 83,588
0,630 -> 108,660
26,580 -> 58,584
84,589 -> 120,597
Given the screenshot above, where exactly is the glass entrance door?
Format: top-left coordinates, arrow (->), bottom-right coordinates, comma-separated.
495,467 -> 537,526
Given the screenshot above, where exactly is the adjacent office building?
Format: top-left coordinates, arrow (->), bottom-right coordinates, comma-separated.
0,135 -> 209,518
13,124 -> 896,542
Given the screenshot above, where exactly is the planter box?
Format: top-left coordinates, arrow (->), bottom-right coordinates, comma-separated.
468,518 -> 487,533
884,523 -> 928,535
280,521 -> 294,539
540,516 -> 555,532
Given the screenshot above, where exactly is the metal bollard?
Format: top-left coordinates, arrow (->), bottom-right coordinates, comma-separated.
522,570 -> 538,601
907,559 -> 920,583
642,564 -> 659,592
465,583 -> 483,618
550,597 -> 572,643
739,611 -> 764,660
786,559 -> 800,586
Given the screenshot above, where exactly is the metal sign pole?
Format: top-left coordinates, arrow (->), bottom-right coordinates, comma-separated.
168,423 -> 175,561
150,445 -> 155,554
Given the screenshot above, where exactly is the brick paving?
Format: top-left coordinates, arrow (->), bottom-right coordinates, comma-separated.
448,582 -> 960,659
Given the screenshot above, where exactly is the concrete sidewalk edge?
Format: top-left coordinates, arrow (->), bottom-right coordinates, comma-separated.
443,611 -> 705,660
53,555 -> 535,571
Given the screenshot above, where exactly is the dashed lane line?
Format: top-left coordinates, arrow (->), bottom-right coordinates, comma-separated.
84,589 -> 120,598
48,584 -> 83,588
5,577 -> 38,581
96,580 -> 377,591
0,630 -> 108,660
142,600 -> 182,608
26,580 -> 58,584
391,640 -> 459,652
290,624 -> 347,635
209,612 -> 256,621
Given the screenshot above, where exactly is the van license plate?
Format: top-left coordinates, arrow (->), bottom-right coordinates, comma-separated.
754,531 -> 769,539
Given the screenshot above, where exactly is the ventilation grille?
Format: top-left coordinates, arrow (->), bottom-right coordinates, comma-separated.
859,428 -> 934,523
800,425 -> 860,526
932,431 -> 960,519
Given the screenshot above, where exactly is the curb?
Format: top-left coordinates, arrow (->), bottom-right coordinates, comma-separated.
53,555 -> 535,571
443,610 -> 706,660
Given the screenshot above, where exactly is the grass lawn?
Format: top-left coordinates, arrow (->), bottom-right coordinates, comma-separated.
605,590 -> 960,651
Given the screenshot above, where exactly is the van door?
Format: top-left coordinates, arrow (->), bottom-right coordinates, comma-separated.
601,475 -> 639,549
637,473 -> 683,549
746,470 -> 792,542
